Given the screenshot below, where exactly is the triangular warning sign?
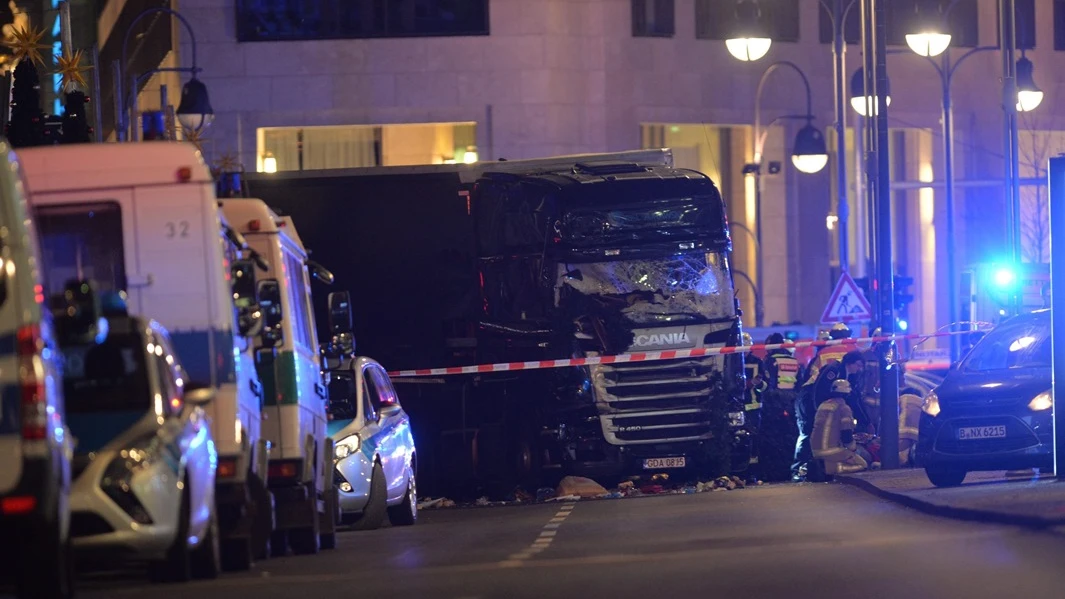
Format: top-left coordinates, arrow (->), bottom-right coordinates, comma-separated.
820,273 -> 873,324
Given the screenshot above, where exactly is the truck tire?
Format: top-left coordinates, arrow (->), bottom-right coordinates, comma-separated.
269,530 -> 289,558
319,486 -> 339,550
221,537 -> 253,572
289,482 -> 320,556
149,483 -> 192,583
350,461 -> 387,531
249,472 -> 274,561
17,520 -> 72,599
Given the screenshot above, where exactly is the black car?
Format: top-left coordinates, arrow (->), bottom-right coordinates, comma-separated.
916,310 -> 1053,487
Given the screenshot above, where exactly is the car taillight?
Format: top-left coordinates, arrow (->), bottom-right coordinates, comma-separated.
218,457 -> 239,479
1,495 -> 36,514
18,324 -> 46,441
268,460 -> 300,481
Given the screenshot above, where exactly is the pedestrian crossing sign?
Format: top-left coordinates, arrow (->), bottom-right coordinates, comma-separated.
820,273 -> 873,324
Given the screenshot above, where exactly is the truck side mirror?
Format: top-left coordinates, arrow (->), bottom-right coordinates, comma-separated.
231,260 -> 262,338
328,291 -> 353,335
51,279 -> 104,345
257,279 -> 284,348
307,259 -> 335,285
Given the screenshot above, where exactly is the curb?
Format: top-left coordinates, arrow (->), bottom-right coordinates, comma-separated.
836,474 -> 1065,530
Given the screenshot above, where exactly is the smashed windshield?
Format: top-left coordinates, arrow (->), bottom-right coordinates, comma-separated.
962,316 -> 1051,372
558,252 -> 733,325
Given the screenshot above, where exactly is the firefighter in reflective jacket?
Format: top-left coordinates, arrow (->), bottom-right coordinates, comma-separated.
811,379 -> 869,477
802,323 -> 853,387
898,387 -> 923,465
764,332 -> 800,391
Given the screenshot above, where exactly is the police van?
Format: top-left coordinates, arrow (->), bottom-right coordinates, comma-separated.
0,142 -> 73,599
221,198 -> 339,554
18,142 -> 274,570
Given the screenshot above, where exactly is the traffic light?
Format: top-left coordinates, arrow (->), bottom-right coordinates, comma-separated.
894,275 -> 915,329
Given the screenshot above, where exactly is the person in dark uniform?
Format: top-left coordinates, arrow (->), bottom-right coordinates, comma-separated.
791,350 -> 866,481
759,333 -> 801,482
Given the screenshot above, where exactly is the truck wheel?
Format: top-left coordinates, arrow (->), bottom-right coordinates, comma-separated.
289,482 -> 321,556
350,461 -> 387,531
221,537 -> 253,572
270,530 -> 289,558
149,484 -> 192,583
18,520 -> 72,598
190,509 -> 221,579
319,487 -> 339,550
387,469 -> 417,527
249,472 -> 274,561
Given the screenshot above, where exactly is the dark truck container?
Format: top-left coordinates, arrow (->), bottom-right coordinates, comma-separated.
245,150 -> 751,497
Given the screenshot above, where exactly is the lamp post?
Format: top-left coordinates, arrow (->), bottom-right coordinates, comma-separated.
116,7 -> 213,142
725,0 -> 773,62
746,61 -> 828,327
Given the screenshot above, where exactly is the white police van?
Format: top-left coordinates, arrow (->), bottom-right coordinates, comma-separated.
0,141 -> 73,599
18,142 -> 274,570
221,198 -> 339,554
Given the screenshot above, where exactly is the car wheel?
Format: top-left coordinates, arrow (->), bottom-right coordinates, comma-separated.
190,509 -> 221,579
925,465 -> 967,487
387,469 -> 417,527
350,461 -> 387,531
149,482 -> 192,583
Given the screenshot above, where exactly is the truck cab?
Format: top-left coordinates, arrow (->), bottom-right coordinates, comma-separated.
18,142 -> 273,570
220,198 -> 338,554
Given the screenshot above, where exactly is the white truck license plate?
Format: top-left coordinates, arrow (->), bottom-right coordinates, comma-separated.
957,425 -> 1006,440
643,457 -> 686,469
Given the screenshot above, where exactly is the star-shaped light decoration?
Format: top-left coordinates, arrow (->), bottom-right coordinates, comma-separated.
183,127 -> 206,155
5,25 -> 48,67
215,152 -> 243,174
55,49 -> 91,92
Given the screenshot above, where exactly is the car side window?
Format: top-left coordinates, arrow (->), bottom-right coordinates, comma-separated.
149,333 -> 182,416
369,366 -> 398,407
362,368 -> 378,422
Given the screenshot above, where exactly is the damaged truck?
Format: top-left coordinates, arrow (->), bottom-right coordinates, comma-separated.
245,150 -> 751,497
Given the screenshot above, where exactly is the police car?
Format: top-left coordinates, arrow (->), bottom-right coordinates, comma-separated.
63,304 -> 220,582
0,145 -> 73,599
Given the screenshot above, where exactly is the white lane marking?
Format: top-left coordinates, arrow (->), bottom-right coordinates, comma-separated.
497,505 -> 574,567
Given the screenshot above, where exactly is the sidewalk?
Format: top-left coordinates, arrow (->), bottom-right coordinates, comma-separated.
836,468 -> 1065,528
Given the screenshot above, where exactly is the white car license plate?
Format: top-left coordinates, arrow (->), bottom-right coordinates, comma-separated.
957,425 -> 1007,440
643,457 -> 686,469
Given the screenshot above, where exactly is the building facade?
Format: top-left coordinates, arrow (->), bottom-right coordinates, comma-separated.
92,0 -> 1065,337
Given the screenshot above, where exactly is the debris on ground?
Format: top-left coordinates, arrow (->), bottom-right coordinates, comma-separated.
557,476 -> 609,498
414,473 -> 762,510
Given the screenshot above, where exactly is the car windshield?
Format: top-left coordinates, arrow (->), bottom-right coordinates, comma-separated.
962,317 -> 1051,372
63,333 -> 152,413
558,251 -> 734,325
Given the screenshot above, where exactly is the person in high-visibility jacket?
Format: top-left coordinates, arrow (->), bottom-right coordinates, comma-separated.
792,350 -> 866,481
757,333 -> 801,482
898,387 -> 923,465
802,323 -> 853,388
811,379 -> 869,478
764,332 -> 800,391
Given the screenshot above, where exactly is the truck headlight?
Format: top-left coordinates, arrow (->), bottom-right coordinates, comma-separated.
334,435 -> 360,460
1028,390 -> 1053,411
922,390 -> 941,417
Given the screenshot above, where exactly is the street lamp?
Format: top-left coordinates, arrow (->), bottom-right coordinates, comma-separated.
905,1 -> 952,57
744,61 -> 826,326
117,7 -> 213,141
725,0 -> 772,62
849,68 -> 891,117
1015,54 -> 1043,113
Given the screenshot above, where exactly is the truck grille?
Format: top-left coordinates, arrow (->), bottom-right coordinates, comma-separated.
591,357 -> 720,445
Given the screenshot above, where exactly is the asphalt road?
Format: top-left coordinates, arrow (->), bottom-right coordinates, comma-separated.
66,483 -> 1065,599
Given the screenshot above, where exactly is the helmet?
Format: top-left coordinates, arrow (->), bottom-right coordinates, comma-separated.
766,332 -> 785,345
829,322 -> 852,340
818,330 -> 831,341
741,332 -> 754,347
830,379 -> 852,397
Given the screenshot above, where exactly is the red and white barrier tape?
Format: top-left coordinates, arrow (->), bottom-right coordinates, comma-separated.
387,328 -> 988,378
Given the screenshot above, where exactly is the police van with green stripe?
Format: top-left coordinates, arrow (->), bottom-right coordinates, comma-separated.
221,198 -> 340,554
